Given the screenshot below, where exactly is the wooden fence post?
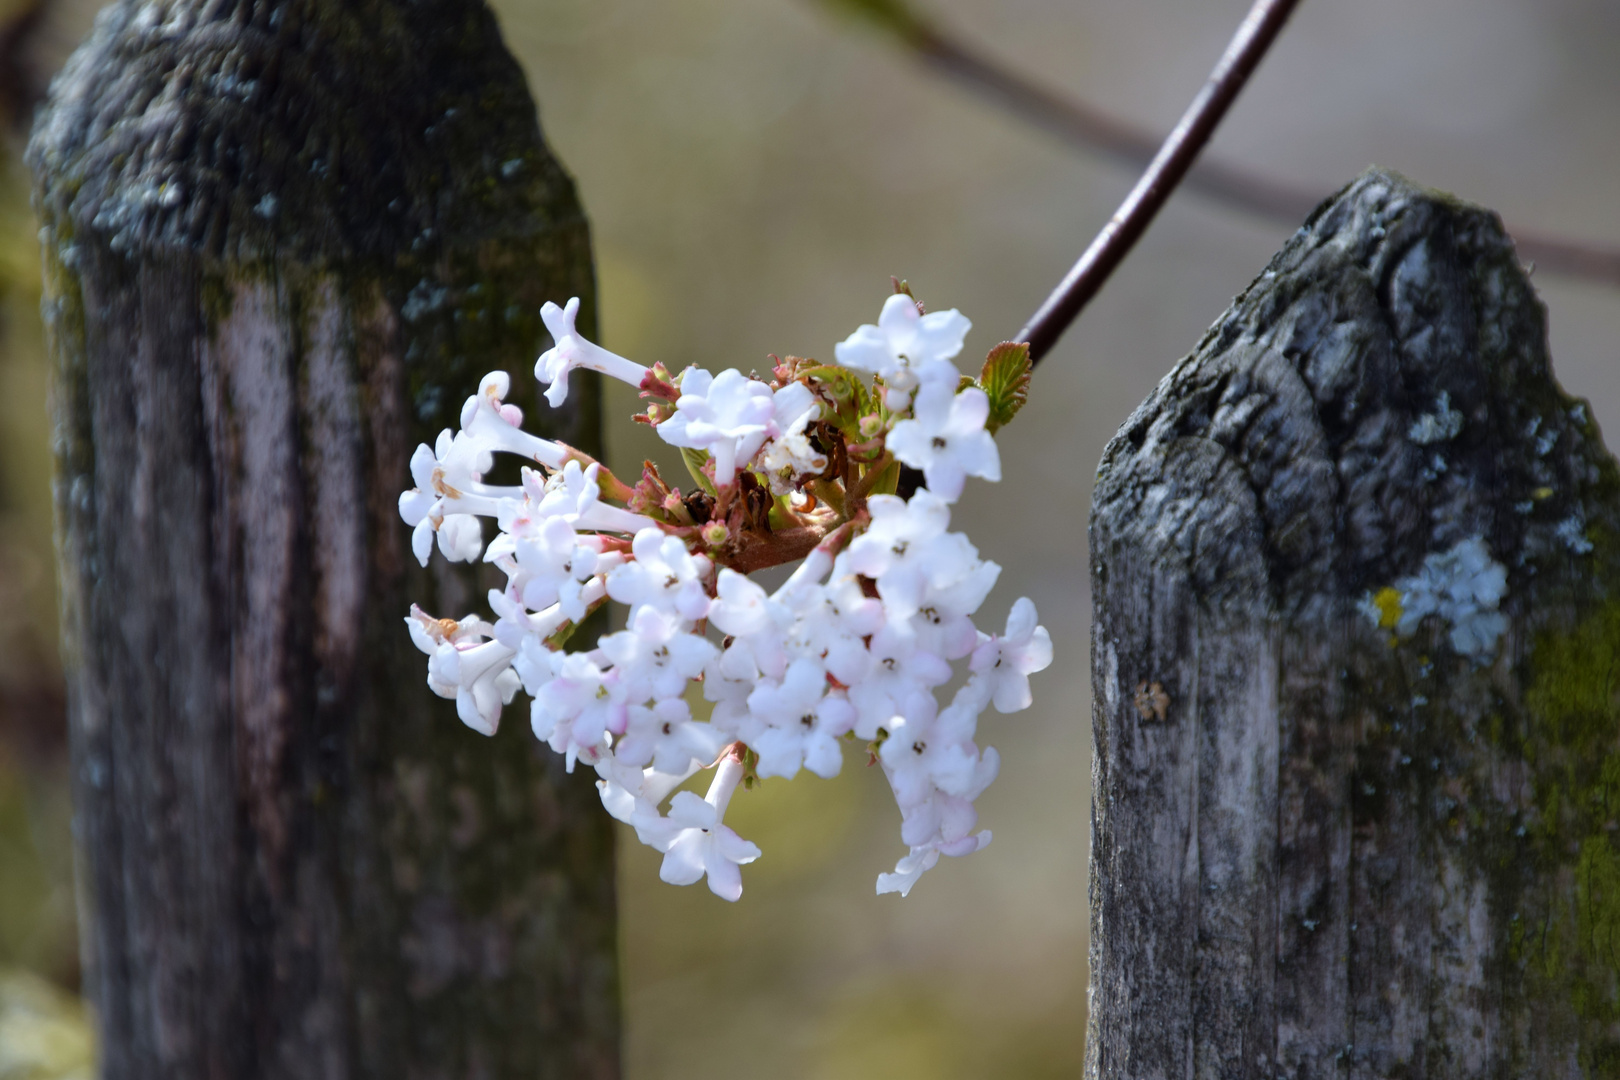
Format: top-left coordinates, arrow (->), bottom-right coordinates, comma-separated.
27,1 -> 618,1075
1089,168 -> 1620,1078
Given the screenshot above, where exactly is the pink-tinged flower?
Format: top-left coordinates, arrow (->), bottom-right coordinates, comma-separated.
969,597 -> 1054,713
459,371 -> 568,469
607,528 -> 713,621
876,831 -> 993,898
614,697 -> 726,775
598,606 -> 717,701
531,653 -> 627,770
659,753 -> 761,902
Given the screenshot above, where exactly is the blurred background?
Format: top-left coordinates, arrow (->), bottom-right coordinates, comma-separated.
1,0 -> 1619,1076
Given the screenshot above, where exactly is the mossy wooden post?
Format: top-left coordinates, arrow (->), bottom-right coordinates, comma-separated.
1089,169 -> 1620,1078
28,1 -> 618,1076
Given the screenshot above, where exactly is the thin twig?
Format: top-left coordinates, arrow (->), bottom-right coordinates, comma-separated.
1015,0 -> 1305,363
816,0 -> 1620,338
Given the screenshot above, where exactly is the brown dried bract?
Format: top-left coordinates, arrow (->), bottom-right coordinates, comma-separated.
1133,680 -> 1169,722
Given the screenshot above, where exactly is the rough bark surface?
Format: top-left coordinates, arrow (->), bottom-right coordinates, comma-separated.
29,2 -> 617,1077
1089,169 -> 1620,1079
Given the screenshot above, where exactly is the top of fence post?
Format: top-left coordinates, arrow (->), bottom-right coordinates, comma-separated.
28,1 -> 618,1075
1089,167 -> 1620,1077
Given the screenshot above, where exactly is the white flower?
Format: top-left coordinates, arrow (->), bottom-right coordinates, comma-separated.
876,832 -> 992,898
844,491 -> 978,619
707,569 -> 774,637
397,290 -> 1053,902
656,368 -> 776,487
398,431 -> 507,565
659,753 -> 761,902
968,598 -> 1054,713
848,623 -> 953,739
598,606 -> 717,701
835,293 -> 971,396
614,697 -> 726,775
398,372 -> 576,567
886,382 -> 1000,502
491,577 -> 605,657
531,653 -> 626,770
607,528 -> 713,621
487,513 -> 596,614
536,460 -> 656,535
403,608 -> 520,735
878,691 -> 982,808
436,513 -> 485,563
876,730 -> 999,897
594,756 -> 698,850
536,297 -> 649,407
877,846 -> 941,898
899,786 -> 988,850
907,559 -> 1001,661
758,384 -> 827,494
703,637 -> 762,735
746,658 -> 856,779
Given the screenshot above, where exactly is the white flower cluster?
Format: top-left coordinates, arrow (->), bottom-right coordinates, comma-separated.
399,292 -> 1052,900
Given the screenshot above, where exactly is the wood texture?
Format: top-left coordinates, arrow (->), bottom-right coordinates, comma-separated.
1089,169 -> 1620,1078
29,1 -> 617,1076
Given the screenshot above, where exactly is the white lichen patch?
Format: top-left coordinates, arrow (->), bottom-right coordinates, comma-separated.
1360,537 -> 1508,660
1408,391 -> 1463,445
1555,515 -> 1594,555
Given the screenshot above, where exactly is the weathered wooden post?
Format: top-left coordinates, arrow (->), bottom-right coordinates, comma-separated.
1089,169 -> 1620,1078
28,1 -> 618,1075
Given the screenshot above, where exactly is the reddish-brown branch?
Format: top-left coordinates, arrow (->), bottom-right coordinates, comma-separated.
1015,0 -> 1305,364
729,522 -> 836,574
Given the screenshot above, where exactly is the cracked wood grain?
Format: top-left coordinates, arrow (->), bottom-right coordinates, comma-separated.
1090,168 -> 1620,1079
30,1 -> 617,1076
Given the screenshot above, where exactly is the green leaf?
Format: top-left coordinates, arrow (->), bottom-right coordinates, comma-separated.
681,446 -> 716,495
865,457 -> 901,497
977,341 -> 1031,433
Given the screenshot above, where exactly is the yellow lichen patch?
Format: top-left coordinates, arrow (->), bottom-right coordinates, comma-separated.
1372,586 -> 1404,630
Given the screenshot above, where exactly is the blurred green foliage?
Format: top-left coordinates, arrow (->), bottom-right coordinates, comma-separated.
0,971 -> 92,1080
0,48 -> 86,1070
